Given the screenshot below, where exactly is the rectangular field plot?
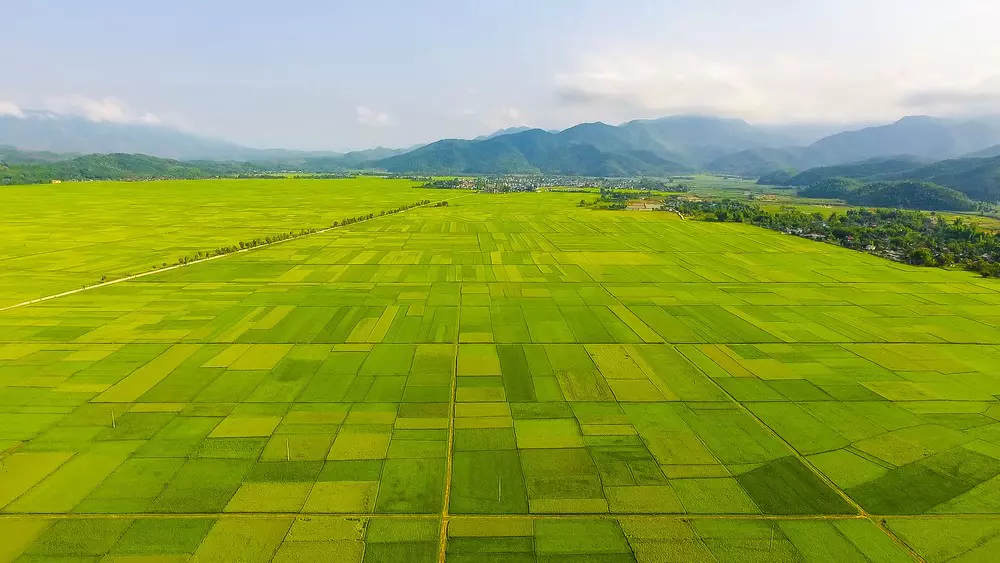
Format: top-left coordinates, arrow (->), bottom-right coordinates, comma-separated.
445,516 -> 913,562
3,188 -> 1000,560
0,515 -> 441,563
0,178 -> 441,307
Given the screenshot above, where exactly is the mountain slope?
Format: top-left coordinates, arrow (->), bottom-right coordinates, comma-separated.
624,115 -> 794,151
715,116 -> 1000,177
0,113 -> 265,160
799,178 -> 976,211
781,155 -> 1000,202
807,116 -> 1000,164
375,116 -> 796,175
901,156 -> 1000,202
0,145 -> 77,163
844,180 -> 976,211
0,153 -> 263,184
8,110 -> 1000,177
375,127 -> 692,175
474,126 -> 533,141
784,157 -> 927,186
707,147 -> 818,176
620,116 -> 797,167
0,112 -> 350,162
376,128 -> 690,176
968,144 -> 1000,158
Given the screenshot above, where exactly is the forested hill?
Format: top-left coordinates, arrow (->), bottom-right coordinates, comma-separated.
779,155 -> 1000,202
373,131 -> 692,176
779,158 -> 926,186
6,112 -> 1000,179
0,153 -> 265,184
373,116 -> 798,175
799,179 -> 977,211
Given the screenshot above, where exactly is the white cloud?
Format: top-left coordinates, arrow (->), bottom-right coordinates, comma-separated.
0,100 -> 23,117
461,106 -> 533,135
42,95 -> 163,125
501,107 -> 523,122
356,105 -> 392,127
902,76 -> 1000,115
554,53 -> 819,122
139,111 -> 162,125
553,50 -> 1000,123
46,96 -> 127,122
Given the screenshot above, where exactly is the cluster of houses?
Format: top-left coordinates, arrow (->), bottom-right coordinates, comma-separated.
422,175 -> 691,194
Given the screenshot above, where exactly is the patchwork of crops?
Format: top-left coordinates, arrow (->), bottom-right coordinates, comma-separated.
0,177 -> 428,307
3,180 -> 1000,562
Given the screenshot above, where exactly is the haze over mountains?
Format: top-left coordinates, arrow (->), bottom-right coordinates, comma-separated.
3,110 -> 1000,178
0,112 -> 411,165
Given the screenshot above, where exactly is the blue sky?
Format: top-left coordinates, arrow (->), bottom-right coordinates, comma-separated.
3,0 -> 999,150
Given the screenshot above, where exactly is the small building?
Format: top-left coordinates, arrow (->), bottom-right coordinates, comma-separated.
627,199 -> 664,211
51,179 -> 62,184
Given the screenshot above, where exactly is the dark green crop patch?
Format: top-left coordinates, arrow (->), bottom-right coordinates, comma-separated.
736,457 -> 857,515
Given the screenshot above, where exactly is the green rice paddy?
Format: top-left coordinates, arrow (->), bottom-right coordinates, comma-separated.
0,177 -> 427,307
3,178 -> 1000,561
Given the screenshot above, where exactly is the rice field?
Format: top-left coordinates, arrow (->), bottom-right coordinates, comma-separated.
0,177 -> 428,307
3,179 -> 1000,562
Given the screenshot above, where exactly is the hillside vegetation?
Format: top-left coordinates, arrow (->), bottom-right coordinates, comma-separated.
798,177 -> 976,211
796,177 -> 863,199
0,144 -> 76,164
382,115 -> 1000,177
375,116 -> 795,175
847,181 -> 976,211
7,113 -> 1000,180
0,153 -> 264,184
671,199 -> 1000,276
778,155 -> 1000,203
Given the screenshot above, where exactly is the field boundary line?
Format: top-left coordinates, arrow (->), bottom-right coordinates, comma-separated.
437,282 -> 462,563
1,511 -> 989,520
0,194 -> 471,315
4,339 -> 999,347
694,360 -> 927,562
0,441 -> 24,461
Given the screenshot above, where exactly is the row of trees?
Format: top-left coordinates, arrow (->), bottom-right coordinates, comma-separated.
176,199 -> 439,265
588,186 -> 689,210
95,199 -> 443,287
668,199 -> 1000,277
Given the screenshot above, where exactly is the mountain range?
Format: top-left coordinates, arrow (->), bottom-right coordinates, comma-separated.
4,111 -> 1000,178
777,154 -> 1000,202
378,115 -> 1000,177
0,111 -> 388,164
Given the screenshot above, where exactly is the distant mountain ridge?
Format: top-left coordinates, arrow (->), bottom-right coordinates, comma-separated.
0,144 -> 77,164
807,116 -> 1000,162
377,115 -> 799,175
0,112 -> 342,162
474,126 -> 535,141
0,153 -> 264,185
376,115 -> 1000,176
708,116 -> 1000,176
5,109 -> 1000,179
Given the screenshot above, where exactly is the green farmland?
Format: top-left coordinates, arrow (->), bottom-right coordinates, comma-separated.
0,177 -> 427,308
4,179 -> 1000,562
